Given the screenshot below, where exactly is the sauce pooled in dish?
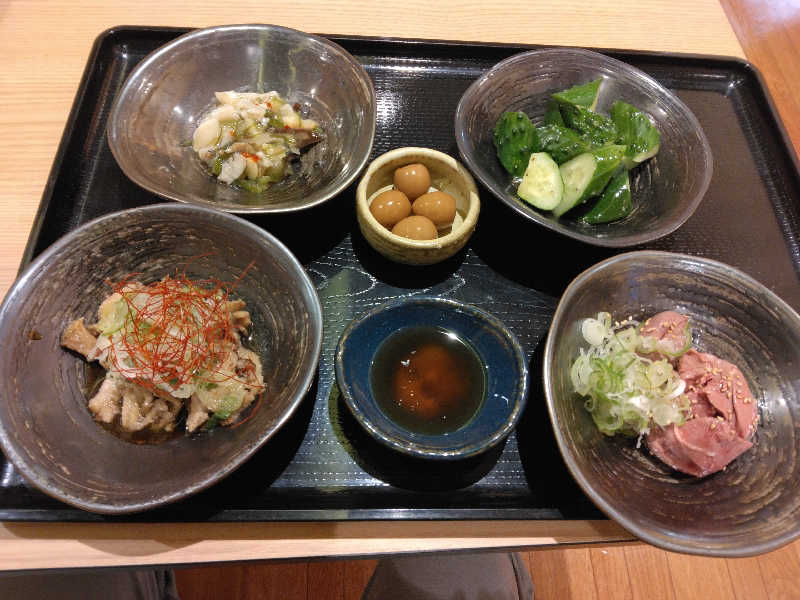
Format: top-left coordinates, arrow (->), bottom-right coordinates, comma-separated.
369,326 -> 485,435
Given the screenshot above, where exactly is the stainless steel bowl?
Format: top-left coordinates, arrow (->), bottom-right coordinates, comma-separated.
0,204 -> 323,513
107,24 -> 376,213
543,251 -> 800,556
455,48 -> 713,247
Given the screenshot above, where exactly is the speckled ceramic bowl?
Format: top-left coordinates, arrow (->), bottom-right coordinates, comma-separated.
356,147 -> 480,265
0,204 -> 323,514
335,297 -> 528,459
544,251 -> 800,557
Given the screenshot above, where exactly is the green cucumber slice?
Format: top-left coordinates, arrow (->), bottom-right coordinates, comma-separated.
493,111 -> 538,177
553,153 -> 596,217
517,152 -> 563,210
610,101 -> 660,169
559,103 -> 618,147
553,145 -> 626,217
543,100 -> 565,126
583,145 -> 626,199
552,79 -> 602,111
581,170 -> 632,224
534,125 -> 591,164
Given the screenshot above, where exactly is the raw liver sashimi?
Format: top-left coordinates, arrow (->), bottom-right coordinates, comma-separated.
678,350 -> 758,440
647,418 -> 752,477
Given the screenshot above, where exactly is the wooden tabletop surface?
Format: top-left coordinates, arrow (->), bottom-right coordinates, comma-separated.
0,0 -> 797,572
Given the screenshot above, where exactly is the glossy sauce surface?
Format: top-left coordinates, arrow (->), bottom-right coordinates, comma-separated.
369,326 -> 486,435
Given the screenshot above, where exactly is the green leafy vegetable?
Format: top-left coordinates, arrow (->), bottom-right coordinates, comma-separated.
493,111 -> 538,177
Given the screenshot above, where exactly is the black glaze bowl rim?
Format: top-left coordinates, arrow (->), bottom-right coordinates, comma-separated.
107,23 -> 377,214
0,203 -> 324,514
335,296 -> 530,459
542,249 -> 800,557
454,47 -> 713,248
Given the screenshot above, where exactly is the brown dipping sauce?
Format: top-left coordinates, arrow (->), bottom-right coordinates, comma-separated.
369,326 -> 485,435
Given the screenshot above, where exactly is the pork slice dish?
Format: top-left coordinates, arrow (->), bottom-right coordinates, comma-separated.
60,276 -> 265,438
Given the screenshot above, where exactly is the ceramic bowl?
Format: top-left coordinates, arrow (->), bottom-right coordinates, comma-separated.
107,24 -> 376,213
335,297 -> 528,459
455,48 -> 712,247
0,204 -> 323,513
544,251 -> 800,556
356,147 -> 480,265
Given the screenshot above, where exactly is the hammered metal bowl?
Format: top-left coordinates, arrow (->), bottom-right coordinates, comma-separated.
0,204 -> 323,513
108,24 -> 376,213
543,251 -> 800,556
455,48 -> 712,247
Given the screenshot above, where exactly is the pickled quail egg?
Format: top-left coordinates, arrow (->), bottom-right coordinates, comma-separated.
393,163 -> 431,201
370,190 -> 412,228
391,215 -> 438,240
412,191 -> 457,228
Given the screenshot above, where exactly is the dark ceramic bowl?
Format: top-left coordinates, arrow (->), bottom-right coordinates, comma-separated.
0,204 -> 323,513
107,24 -> 376,213
455,48 -> 712,247
335,297 -> 528,459
544,251 -> 800,556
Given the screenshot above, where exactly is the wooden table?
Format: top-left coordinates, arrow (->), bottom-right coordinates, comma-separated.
0,0 -> 796,572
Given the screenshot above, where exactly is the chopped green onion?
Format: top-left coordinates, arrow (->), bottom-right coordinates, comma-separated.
570,312 -> 689,437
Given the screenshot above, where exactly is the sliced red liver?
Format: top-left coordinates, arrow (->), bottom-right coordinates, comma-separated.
647,418 -> 753,478
678,350 -> 758,440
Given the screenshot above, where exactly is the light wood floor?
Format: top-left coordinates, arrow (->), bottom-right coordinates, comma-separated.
174,540 -> 800,599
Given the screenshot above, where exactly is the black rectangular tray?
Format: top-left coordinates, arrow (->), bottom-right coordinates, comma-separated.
4,26 -> 800,522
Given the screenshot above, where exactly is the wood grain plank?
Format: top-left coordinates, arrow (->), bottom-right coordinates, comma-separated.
623,544 -> 675,600
725,556 -> 768,600
719,0 -> 800,156
174,562 -> 307,600
528,547 -> 598,600
590,545 -> 633,600
308,560 -> 344,600
344,559 -> 378,600
666,552 -> 736,600
757,541 -> 800,600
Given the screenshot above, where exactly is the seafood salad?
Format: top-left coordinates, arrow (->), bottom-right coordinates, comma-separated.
571,310 -> 758,476
61,274 -> 265,437
192,90 -> 323,193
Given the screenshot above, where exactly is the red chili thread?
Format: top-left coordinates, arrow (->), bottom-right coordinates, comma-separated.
103,262 -> 260,399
